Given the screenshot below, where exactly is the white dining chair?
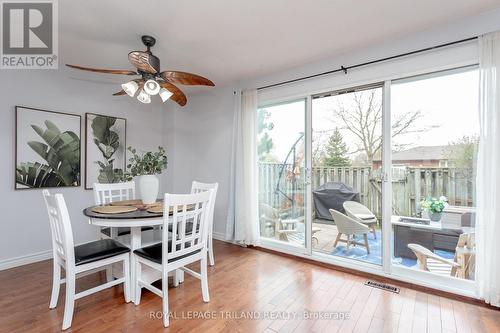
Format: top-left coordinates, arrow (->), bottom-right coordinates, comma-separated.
93,181 -> 136,239
190,181 -> 218,266
43,190 -> 131,330
133,190 -> 214,327
172,181 -> 218,285
94,181 -> 154,281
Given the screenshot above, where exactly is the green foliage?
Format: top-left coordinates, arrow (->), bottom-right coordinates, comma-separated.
445,135 -> 479,181
16,120 -> 80,187
445,135 -> 478,169
125,146 -> 168,179
16,162 -> 63,187
420,197 -> 446,214
91,115 -> 124,183
257,109 -> 275,160
322,128 -> 350,166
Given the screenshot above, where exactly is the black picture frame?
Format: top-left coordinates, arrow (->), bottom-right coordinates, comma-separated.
15,106 -> 82,190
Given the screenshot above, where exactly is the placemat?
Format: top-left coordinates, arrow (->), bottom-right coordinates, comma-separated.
91,205 -> 138,214
110,199 -> 143,206
147,204 -> 196,214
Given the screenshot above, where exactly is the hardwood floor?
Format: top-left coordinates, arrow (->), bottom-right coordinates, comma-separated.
0,241 -> 498,333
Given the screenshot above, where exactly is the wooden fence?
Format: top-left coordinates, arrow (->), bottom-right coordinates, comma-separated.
258,163 -> 475,218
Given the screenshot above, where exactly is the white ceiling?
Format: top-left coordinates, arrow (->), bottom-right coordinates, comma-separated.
61,0 -> 500,88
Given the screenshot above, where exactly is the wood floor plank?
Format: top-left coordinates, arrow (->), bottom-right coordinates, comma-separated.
441,296 -> 458,332
428,294 -> 443,333
0,241 -> 498,333
397,288 -> 417,333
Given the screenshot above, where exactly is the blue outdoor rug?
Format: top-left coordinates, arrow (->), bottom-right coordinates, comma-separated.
331,230 -> 455,267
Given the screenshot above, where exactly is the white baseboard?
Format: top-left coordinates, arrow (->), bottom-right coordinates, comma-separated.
0,250 -> 52,271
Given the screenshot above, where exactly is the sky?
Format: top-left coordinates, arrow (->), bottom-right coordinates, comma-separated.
258,68 -> 479,163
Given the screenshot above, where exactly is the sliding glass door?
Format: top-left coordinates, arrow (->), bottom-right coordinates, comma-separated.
257,99 -> 308,252
390,67 -> 479,281
255,64 -> 479,294
311,85 -> 384,266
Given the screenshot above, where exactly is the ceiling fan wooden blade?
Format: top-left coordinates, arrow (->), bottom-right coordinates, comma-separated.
160,82 -> 187,106
66,64 -> 137,75
128,51 -> 159,74
160,71 -> 215,86
113,79 -> 144,96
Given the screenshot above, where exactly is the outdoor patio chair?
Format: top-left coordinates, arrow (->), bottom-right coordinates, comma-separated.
259,203 -> 320,245
329,209 -> 370,254
408,232 -> 475,279
343,201 -> 378,239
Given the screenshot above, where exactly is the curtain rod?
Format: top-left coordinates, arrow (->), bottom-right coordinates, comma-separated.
257,36 -> 478,91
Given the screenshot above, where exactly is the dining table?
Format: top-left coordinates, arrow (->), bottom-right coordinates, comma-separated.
83,204 -> 167,302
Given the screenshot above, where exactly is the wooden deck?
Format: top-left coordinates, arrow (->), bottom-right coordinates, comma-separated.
313,221 -> 341,254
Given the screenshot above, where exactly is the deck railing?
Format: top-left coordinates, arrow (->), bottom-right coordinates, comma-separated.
258,162 -> 475,218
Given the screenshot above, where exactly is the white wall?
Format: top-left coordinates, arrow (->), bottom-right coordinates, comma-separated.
172,87 -> 235,238
0,66 -> 175,267
171,8 -> 500,238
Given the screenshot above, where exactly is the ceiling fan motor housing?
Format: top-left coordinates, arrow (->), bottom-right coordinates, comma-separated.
141,35 -> 156,49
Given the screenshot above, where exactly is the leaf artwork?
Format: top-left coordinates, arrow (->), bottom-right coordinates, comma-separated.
91,115 -> 124,183
16,120 -> 80,187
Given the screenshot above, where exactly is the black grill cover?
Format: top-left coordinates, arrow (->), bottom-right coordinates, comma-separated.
313,182 -> 360,220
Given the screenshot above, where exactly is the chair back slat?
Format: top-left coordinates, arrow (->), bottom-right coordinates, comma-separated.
93,182 -> 135,205
163,190 -> 213,263
42,190 -> 75,264
191,181 -> 218,235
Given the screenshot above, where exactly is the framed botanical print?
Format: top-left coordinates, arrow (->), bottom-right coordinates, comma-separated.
85,113 -> 127,189
15,106 -> 81,189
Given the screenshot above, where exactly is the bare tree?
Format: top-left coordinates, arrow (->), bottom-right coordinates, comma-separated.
330,89 -> 424,163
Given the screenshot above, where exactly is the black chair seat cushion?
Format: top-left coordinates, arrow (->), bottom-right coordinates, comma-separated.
101,226 -> 154,237
134,241 -> 200,265
75,239 -> 130,266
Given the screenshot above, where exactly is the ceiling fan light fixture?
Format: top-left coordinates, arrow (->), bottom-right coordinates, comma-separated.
137,89 -> 151,104
121,80 -> 139,97
144,79 -> 161,95
66,35 -> 214,107
159,88 -> 173,103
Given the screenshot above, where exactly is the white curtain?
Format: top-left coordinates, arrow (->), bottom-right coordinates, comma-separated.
476,32 -> 500,307
225,89 -> 259,245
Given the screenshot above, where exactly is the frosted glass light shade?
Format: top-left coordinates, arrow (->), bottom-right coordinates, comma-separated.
144,79 -> 161,95
137,89 -> 151,104
121,80 -> 139,97
159,88 -> 173,102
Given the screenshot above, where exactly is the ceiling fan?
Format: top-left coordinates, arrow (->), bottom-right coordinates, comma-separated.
66,35 -> 214,106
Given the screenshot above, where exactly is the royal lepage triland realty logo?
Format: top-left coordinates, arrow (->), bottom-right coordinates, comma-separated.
1,0 -> 58,69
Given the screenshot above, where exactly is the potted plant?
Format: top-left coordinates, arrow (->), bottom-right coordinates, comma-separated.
125,146 -> 167,204
420,197 -> 447,222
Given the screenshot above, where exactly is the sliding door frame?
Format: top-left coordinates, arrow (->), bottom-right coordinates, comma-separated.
257,95 -> 312,256
310,81 -> 386,271
256,59 -> 479,298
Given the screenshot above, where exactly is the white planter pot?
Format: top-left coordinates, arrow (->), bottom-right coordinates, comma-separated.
138,175 -> 159,204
